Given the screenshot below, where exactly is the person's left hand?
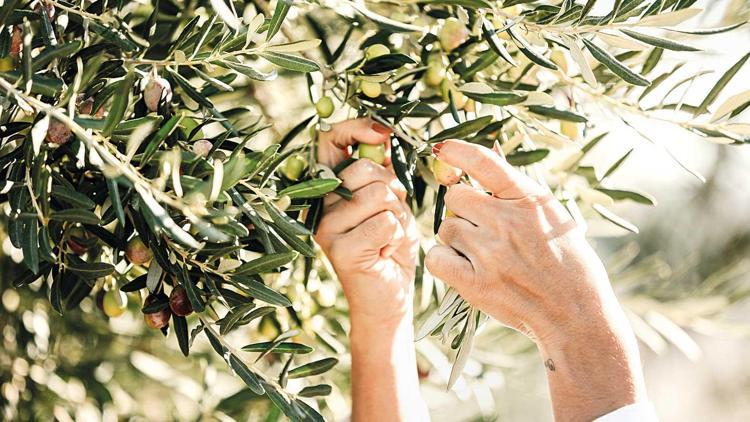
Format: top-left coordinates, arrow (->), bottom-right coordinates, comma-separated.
315,119 -> 419,326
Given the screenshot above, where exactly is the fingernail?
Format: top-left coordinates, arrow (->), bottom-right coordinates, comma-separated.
371,122 -> 392,135
432,141 -> 446,157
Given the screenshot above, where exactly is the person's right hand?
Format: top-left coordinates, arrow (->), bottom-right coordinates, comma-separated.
425,139 -> 647,422
314,118 -> 418,327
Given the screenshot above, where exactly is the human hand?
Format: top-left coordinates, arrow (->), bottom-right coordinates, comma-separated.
425,139 -> 647,421
315,119 -> 419,327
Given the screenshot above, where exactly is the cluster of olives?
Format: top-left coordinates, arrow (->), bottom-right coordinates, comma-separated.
41,75 -> 173,145
80,233 -> 192,330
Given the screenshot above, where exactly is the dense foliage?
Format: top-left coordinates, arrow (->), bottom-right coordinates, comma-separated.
1,0 -> 748,420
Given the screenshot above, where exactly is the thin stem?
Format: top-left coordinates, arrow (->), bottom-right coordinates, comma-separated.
122,46 -> 263,67
48,0 -> 113,23
23,167 -> 47,224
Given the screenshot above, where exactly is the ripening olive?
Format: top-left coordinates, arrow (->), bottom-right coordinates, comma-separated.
143,294 -> 171,329
0,57 -> 14,72
433,159 -> 463,185
9,26 -> 21,61
438,18 -> 470,52
46,119 -> 73,145
67,227 -> 89,255
126,236 -> 152,265
169,286 -> 193,316
440,79 -> 467,109
144,77 -> 172,112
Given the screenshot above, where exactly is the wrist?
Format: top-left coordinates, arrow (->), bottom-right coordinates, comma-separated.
350,307 -> 413,339
536,296 -> 647,421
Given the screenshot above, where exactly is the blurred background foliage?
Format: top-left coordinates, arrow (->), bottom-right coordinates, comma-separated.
2,0 -> 750,421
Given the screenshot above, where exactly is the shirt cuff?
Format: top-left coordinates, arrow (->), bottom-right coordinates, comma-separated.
594,402 -> 658,422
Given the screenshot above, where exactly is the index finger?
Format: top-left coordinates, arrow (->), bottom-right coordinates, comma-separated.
317,118 -> 392,168
433,139 -> 541,199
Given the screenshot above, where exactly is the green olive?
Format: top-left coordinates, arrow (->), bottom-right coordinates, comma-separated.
360,81 -> 382,98
440,79 -> 467,109
359,144 -> 387,165
103,290 -> 127,318
282,155 -> 308,181
315,96 -> 335,118
365,43 -> 390,60
0,57 -> 14,72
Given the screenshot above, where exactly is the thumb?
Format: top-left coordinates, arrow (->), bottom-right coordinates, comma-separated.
317,118 -> 392,168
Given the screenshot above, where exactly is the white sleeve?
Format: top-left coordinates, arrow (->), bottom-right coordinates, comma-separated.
593,402 -> 658,422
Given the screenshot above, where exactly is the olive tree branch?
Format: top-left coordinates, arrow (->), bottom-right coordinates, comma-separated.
553,69 -> 742,139
48,0 -> 115,23
196,313 -> 302,401
0,76 -> 205,222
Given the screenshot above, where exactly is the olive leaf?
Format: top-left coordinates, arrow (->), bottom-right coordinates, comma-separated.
592,204 -> 639,233
287,357 -> 338,379
277,179 -> 341,199
694,52 -> 750,116
429,116 -> 494,143
233,251 -> 299,275
298,384 -> 332,397
267,0 -> 294,41
619,29 -> 701,52
582,38 -> 650,86
229,354 -> 265,395
66,259 -> 115,280
242,342 -> 313,354
260,52 -> 320,73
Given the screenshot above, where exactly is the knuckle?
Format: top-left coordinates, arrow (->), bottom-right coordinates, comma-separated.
367,181 -> 391,199
381,210 -> 399,229
437,219 -> 458,241
360,219 -> 379,239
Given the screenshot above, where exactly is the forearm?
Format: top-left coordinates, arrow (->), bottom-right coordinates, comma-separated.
537,292 -> 647,422
349,311 -> 429,422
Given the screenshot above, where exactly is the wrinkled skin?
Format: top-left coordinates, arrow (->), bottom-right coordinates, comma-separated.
426,139 -> 647,422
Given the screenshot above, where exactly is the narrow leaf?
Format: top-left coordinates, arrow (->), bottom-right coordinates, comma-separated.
582,38 -> 650,86
229,354 -> 265,394
694,52 -> 750,116
233,251 -> 299,275
278,179 -> 341,199
287,358 -> 338,379
298,384 -> 332,397
430,116 -> 494,143
267,0 -> 293,41
260,52 -> 320,73
619,29 -> 700,52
